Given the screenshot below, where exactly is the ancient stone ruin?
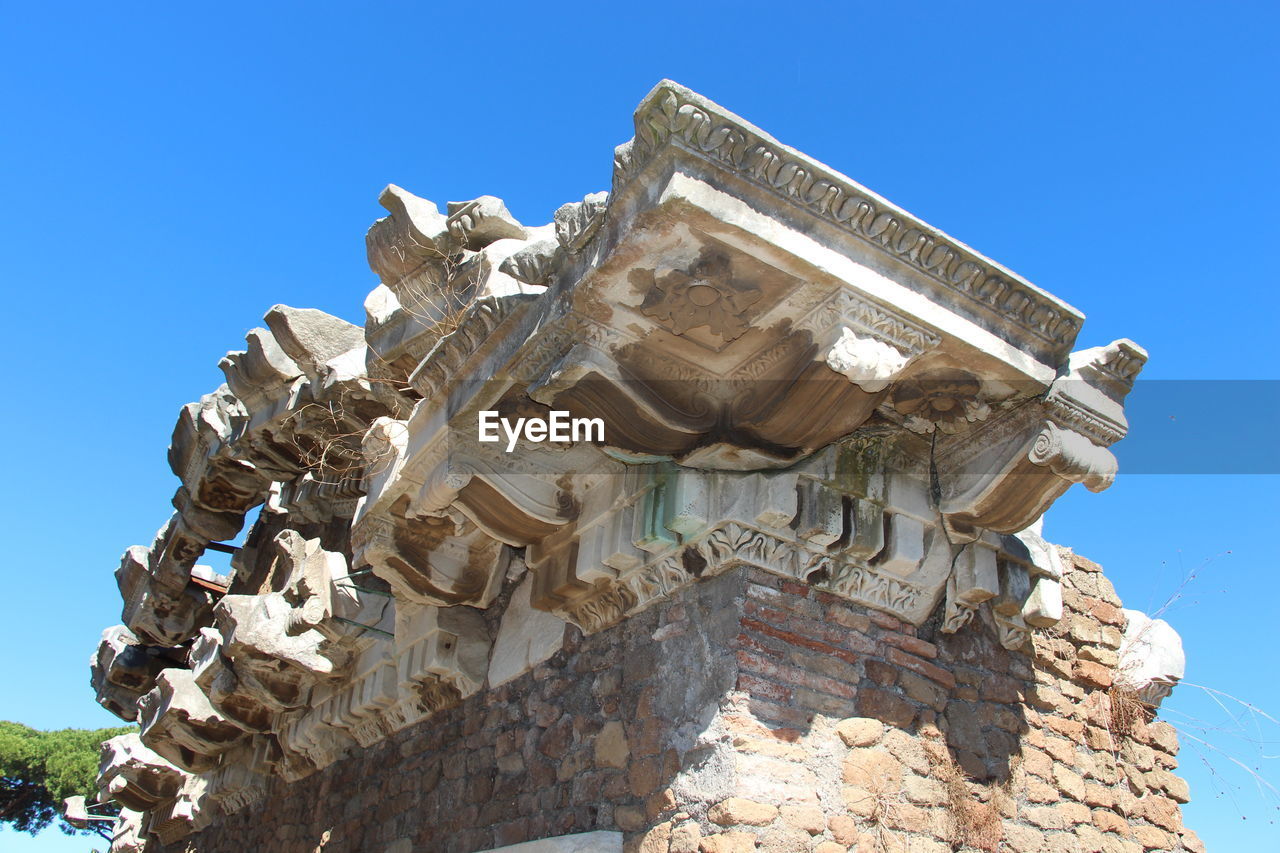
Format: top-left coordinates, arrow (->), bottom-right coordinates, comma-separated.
89,81 -> 1197,853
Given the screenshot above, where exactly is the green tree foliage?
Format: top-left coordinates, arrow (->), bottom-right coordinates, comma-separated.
0,721 -> 133,838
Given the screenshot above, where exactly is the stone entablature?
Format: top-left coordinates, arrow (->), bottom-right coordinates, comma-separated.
86,81 -> 1189,852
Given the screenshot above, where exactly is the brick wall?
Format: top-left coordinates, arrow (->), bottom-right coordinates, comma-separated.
161,553 -> 1201,853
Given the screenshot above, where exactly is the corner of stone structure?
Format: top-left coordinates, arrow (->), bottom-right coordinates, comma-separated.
87,81 -> 1201,853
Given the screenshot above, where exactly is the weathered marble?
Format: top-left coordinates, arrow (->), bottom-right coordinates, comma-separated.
1119,608 -> 1187,706
90,81 -> 1186,853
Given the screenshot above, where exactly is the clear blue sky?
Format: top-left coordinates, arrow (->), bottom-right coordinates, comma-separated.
2,2 -> 1276,850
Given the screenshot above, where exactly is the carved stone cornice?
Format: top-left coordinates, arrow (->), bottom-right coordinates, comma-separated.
97,734 -> 186,813
406,294 -> 540,401
613,81 -> 1083,364
92,626 -> 177,722
137,670 -> 247,774
95,81 -> 1149,840
365,184 -> 454,289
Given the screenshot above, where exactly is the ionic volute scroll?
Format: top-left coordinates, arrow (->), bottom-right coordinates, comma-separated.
934,405 -> 1118,539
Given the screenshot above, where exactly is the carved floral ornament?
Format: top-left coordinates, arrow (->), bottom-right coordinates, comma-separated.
637,249 -> 762,341
891,367 -> 992,434
89,81 -> 1150,850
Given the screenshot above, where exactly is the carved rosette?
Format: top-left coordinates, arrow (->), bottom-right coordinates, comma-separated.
892,368 -> 990,434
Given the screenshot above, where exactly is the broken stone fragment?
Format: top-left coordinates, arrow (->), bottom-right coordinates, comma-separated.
168,385 -> 242,488
148,771 -> 213,844
151,515 -> 210,589
219,327 -> 303,419
1118,609 -> 1186,706
824,327 -> 912,392
446,195 -> 528,249
171,485 -> 250,542
208,531 -> 354,712
553,191 -> 608,253
498,235 -> 560,286
214,594 -> 340,707
366,184 -> 453,286
263,305 -> 365,382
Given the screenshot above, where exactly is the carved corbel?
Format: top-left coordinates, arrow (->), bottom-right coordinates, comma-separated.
353,508 -> 508,608
91,625 -> 176,721
320,659 -> 400,747
137,670 -> 247,773
940,527 -> 1060,647
278,705 -> 356,775
1009,524 -> 1065,627
97,734 -> 186,814
148,772 -> 213,845
186,456 -> 270,521
217,318 -> 381,492
202,739 -> 271,815
167,381 -> 268,525
211,602 -> 327,711
994,611 -> 1032,651
219,327 -> 306,440
107,808 -> 146,853
418,450 -> 581,549
353,420 -> 529,610
941,533 -> 1000,633
939,414 -> 1117,536
189,628 -> 276,732
385,602 -> 490,730
134,514 -> 218,595
529,463 -> 710,620
168,385 -> 247,503
209,531 -> 362,717
171,485 -> 250,543
116,545 -> 213,647
935,338 -> 1144,535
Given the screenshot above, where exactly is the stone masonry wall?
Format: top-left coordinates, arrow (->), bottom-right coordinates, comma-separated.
161,552 -> 1201,853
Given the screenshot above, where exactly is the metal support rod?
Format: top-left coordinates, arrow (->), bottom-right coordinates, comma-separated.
333,581 -> 393,598
333,616 -> 394,639
206,542 -> 239,554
